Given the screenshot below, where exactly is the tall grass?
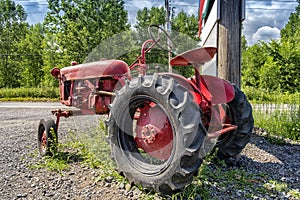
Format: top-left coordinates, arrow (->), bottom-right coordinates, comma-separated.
0,87 -> 59,101
252,105 -> 300,141
243,86 -> 299,141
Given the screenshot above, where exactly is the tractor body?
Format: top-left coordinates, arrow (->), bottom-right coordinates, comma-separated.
51,60 -> 130,115
39,25 -> 253,195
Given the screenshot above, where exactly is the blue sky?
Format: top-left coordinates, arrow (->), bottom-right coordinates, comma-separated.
14,0 -> 298,46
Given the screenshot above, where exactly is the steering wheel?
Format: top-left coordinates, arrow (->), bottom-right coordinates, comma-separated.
148,25 -> 173,52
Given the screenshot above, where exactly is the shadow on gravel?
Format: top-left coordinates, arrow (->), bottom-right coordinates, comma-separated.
236,131 -> 300,196
249,131 -> 300,162
199,133 -> 300,199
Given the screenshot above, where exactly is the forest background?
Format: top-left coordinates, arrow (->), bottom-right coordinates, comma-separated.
0,0 -> 299,93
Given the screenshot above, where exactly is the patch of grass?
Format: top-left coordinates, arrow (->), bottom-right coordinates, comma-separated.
30,142 -> 86,172
253,106 -> 300,142
0,97 -> 58,102
30,154 -> 70,171
0,87 -> 59,101
30,118 -> 299,199
193,156 -> 268,199
263,180 -> 287,193
33,120 -> 123,175
288,189 -> 300,199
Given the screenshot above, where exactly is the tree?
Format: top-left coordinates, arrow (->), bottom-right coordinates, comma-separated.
134,8 -> 200,77
18,23 -> 44,87
279,1 -> 300,92
43,0 -> 129,69
242,1 -> 300,93
135,7 -> 166,45
134,7 -> 168,73
242,43 -> 267,88
0,0 -> 28,88
280,0 -> 300,43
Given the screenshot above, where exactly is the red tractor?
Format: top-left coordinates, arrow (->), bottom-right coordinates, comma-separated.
38,25 -> 253,194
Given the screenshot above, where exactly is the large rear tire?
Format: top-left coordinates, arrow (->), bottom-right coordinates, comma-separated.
216,85 -> 254,159
108,74 -> 206,194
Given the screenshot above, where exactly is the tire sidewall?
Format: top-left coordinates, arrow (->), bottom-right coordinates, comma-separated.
109,74 -> 205,193
216,85 -> 254,159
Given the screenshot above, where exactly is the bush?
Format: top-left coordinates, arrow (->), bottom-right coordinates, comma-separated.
0,87 -> 59,100
243,86 -> 300,104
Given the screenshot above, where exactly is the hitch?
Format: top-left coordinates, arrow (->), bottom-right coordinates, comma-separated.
51,109 -> 82,132
207,124 -> 238,140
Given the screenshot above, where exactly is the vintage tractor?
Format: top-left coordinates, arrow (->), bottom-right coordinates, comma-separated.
38,25 -> 253,194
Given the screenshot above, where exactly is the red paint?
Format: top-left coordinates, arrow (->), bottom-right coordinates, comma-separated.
160,73 -> 203,105
199,75 -> 235,105
198,0 -> 206,38
135,104 -> 173,161
160,73 -> 234,106
60,60 -> 130,80
170,47 -> 217,66
51,68 -> 60,78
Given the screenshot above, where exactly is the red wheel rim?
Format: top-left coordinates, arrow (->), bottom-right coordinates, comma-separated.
134,103 -> 173,161
40,130 -> 47,152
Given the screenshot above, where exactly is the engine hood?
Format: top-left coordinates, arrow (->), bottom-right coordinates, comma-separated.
60,60 -> 129,80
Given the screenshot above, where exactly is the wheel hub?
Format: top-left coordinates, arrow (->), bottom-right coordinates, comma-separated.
135,104 -> 173,161
141,124 -> 159,143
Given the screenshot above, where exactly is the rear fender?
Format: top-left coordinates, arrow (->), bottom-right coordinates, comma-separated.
200,75 -> 235,105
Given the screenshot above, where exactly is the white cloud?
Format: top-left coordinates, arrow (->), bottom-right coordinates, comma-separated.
125,0 -> 164,25
15,0 -> 49,24
243,0 -> 297,45
252,26 -> 280,43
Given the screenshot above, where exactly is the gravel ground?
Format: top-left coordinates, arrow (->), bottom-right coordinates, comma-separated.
0,102 -> 299,200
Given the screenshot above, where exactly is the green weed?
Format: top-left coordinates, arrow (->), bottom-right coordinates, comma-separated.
288,189 -> 300,199
263,180 -> 287,193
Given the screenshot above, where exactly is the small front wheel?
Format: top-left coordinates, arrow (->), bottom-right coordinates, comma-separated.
38,119 -> 57,156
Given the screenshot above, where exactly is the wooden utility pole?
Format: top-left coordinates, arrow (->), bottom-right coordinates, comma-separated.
217,0 -> 244,88
165,0 -> 172,72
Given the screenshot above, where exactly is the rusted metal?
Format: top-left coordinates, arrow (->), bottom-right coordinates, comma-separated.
94,91 -> 115,96
51,109 -> 83,132
207,124 -> 238,140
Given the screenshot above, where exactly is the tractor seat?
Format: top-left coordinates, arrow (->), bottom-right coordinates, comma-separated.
170,47 -> 217,66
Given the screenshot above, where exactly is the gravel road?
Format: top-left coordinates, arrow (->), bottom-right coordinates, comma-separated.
0,102 -> 299,200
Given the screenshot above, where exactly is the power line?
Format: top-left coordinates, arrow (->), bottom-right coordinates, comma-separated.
246,0 -> 297,2
16,3 -> 49,6
246,7 -> 295,11
25,11 -> 49,14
